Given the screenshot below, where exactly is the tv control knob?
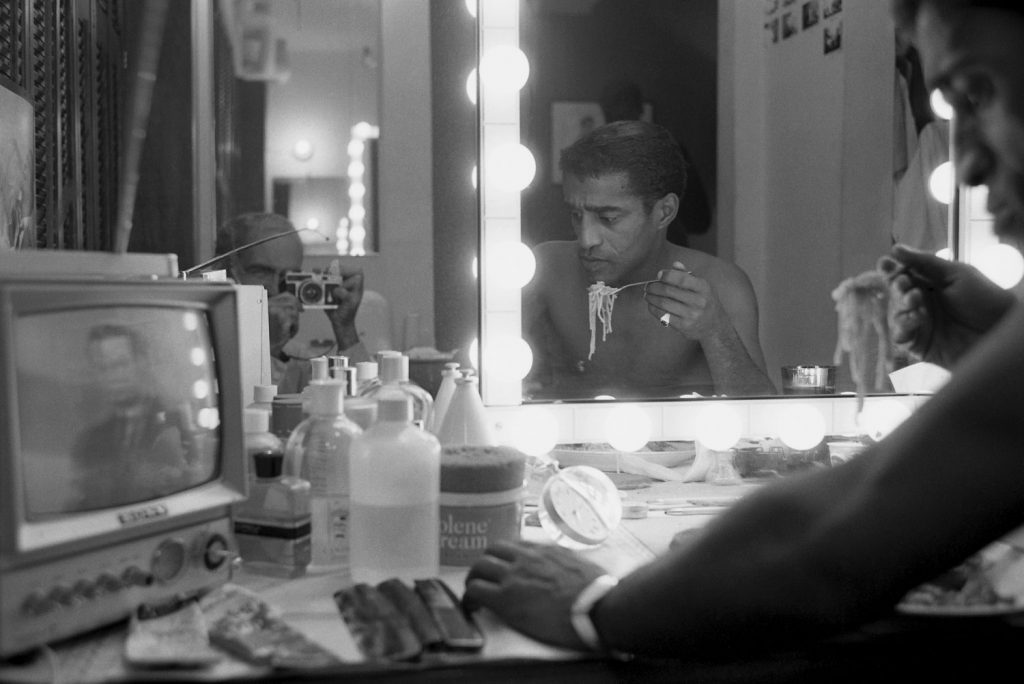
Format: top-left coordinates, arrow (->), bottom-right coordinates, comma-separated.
202,533 -> 235,570
97,573 -> 123,594
48,583 -> 76,608
122,566 -> 152,587
22,590 -> 55,616
151,538 -> 187,583
72,579 -> 97,601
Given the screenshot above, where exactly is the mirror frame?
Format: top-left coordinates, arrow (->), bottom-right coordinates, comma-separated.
476,0 -> 937,444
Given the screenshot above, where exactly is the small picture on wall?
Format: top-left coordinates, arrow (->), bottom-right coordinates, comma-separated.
766,16 -> 780,44
802,0 -> 819,29
551,102 -> 605,184
765,0 -> 779,14
824,19 -> 843,54
0,86 -> 35,250
783,0 -> 796,6
823,0 -> 842,18
782,12 -> 798,39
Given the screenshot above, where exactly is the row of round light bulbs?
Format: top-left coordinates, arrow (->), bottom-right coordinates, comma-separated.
928,91 -> 1023,288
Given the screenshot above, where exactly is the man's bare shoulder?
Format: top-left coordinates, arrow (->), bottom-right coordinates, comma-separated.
671,246 -> 754,292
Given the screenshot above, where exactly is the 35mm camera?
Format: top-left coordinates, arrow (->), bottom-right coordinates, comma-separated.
283,272 -> 342,309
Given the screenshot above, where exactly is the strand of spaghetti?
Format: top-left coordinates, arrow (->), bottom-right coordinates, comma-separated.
587,282 -> 619,360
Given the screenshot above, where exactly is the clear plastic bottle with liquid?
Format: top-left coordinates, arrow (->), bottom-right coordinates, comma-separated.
283,380 -> 362,570
247,384 -> 278,417
362,354 -> 433,430
350,390 -> 441,584
234,408 -> 312,578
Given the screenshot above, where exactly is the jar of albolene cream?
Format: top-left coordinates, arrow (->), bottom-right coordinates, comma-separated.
439,445 -> 527,566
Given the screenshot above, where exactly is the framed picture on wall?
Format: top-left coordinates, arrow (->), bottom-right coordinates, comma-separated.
0,86 -> 35,250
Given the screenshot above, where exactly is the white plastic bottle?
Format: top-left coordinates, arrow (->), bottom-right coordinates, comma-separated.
350,389 -> 441,585
355,361 -> 380,396
283,380 -> 362,571
362,354 -> 434,430
247,384 -> 278,417
427,362 -> 460,435
436,373 -> 497,447
302,356 -> 331,414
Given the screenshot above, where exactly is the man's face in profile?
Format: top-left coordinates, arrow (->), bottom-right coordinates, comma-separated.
89,335 -> 144,407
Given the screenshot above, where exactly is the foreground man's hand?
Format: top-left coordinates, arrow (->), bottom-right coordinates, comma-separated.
880,244 -> 1015,368
463,540 -> 607,650
268,292 -> 301,357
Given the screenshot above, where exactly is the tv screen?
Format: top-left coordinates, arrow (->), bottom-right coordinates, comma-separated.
17,305 -> 222,518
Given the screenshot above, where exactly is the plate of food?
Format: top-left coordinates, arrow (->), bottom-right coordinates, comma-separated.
897,541 -> 1024,617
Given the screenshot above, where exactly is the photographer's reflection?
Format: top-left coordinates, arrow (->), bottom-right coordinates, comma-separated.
523,121 -> 775,400
216,213 -> 370,393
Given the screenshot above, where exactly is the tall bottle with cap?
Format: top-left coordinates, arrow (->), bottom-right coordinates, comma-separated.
301,356 -> 331,414
427,362 -> 460,435
436,372 -> 496,447
362,354 -> 433,430
247,383 -> 278,417
234,409 -> 311,578
350,389 -> 441,584
283,379 -> 362,570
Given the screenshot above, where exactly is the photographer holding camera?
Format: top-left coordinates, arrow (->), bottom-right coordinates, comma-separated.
216,212 -> 371,393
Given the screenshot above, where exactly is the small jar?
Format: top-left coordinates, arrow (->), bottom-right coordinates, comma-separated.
439,446 -> 527,566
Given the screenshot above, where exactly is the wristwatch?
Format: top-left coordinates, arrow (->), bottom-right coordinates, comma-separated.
570,574 -> 631,659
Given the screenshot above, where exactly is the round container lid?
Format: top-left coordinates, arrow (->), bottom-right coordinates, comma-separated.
441,445 -> 527,493
253,384 -> 278,403
253,450 -> 285,479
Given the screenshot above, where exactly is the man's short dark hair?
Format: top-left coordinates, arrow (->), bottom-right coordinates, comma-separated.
891,0 -> 1024,33
559,120 -> 687,213
215,212 -> 295,257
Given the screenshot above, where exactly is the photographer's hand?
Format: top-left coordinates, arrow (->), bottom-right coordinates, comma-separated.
326,261 -> 365,351
268,292 -> 301,358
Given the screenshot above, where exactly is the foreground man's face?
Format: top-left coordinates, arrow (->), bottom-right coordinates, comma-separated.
916,5 -> 1024,242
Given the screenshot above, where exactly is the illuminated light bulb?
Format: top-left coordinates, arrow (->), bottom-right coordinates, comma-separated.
348,205 -> 366,222
511,408 -> 559,457
471,256 -> 478,279
292,138 -> 314,161
197,407 -> 220,430
935,247 -> 953,261
486,242 -> 536,290
468,337 -> 479,371
594,395 -> 616,401
930,89 -> 953,120
695,404 -> 742,451
471,165 -> 478,191
466,68 -> 478,105
484,337 -> 533,382
181,312 -> 199,331
606,404 -> 652,453
928,161 -> 954,204
465,0 -> 477,18
974,243 -> 1024,289
347,161 -> 365,178
488,144 -> 536,191
777,403 -> 827,451
304,217 -> 320,231
190,347 -> 207,367
192,379 -> 211,400
352,121 -> 378,139
348,183 -> 365,200
347,139 -> 365,157
480,46 -> 530,91
857,399 -> 912,441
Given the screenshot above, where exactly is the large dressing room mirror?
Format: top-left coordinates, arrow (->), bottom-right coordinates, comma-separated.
477,0 -> 953,407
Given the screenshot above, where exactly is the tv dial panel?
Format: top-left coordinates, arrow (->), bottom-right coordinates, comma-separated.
1,517 -> 235,657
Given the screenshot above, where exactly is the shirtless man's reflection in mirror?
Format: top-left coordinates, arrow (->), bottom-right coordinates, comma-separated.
523,120 -> 776,400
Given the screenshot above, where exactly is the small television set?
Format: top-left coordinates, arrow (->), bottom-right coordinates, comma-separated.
0,271 -> 247,657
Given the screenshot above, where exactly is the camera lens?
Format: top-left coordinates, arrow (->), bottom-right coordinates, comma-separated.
298,281 -> 323,304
